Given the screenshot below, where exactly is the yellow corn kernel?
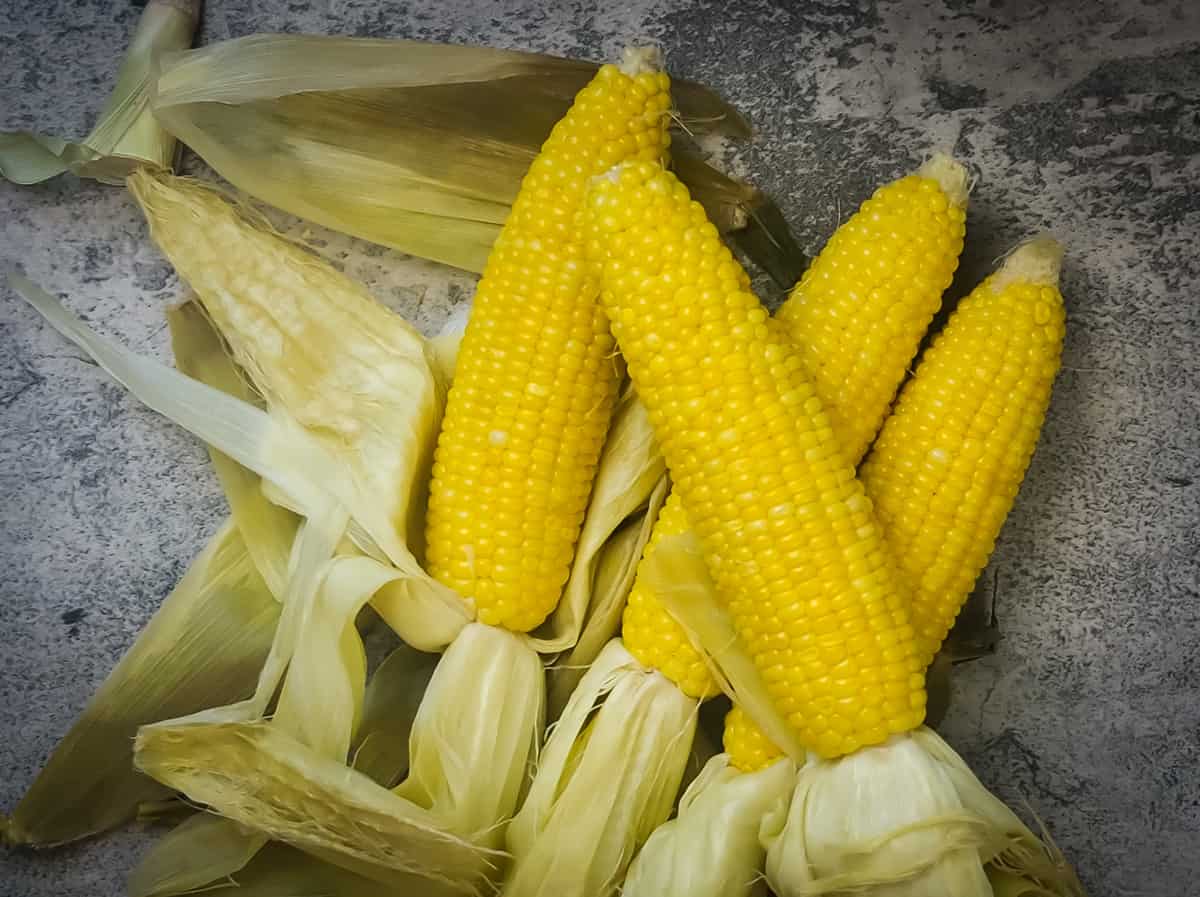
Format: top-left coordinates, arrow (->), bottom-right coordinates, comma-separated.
622,491 -> 718,699
586,162 -> 926,759
862,237 -> 1066,665
425,54 -> 672,633
723,706 -> 783,773
777,154 -> 968,462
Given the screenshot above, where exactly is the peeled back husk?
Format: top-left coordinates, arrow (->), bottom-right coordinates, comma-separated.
149,34 -> 804,286
504,640 -> 698,897
126,168 -> 470,650
762,727 -> 1085,897
623,754 -> 796,897
0,0 -> 198,184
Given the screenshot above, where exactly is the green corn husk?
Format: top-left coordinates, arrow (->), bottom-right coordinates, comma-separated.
622,754 -> 796,897
0,0 -> 198,184
2,519 -> 277,847
149,34 -> 804,286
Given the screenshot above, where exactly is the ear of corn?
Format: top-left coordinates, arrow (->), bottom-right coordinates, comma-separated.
425,52 -> 672,632
777,153 -> 968,463
622,753 -> 795,897
862,237 -> 1066,664
622,154 -> 969,748
586,161 -> 925,759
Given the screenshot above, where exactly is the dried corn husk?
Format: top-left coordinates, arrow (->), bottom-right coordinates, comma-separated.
2,519 -> 276,847
148,34 -> 804,285
0,0 -> 197,184
623,755 -> 796,897
504,641 -> 697,897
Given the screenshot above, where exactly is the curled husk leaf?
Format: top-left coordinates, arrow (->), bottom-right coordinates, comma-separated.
504,640 -> 697,897
0,0 -> 198,184
623,754 -> 796,897
762,728 -> 1085,897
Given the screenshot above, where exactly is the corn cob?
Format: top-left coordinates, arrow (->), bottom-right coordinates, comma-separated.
621,156 -> 968,743
586,161 -> 926,759
861,237 -> 1066,664
722,706 -> 783,773
425,50 -> 672,632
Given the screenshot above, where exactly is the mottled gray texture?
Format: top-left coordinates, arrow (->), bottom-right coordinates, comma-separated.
1,1 -> 1197,896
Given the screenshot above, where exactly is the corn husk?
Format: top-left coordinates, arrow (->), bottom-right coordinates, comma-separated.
128,640 -> 440,897
2,519 -> 277,847
148,34 -> 804,286
762,728 -> 1085,897
167,299 -> 299,595
132,624 -> 535,895
133,721 -> 499,895
504,640 -> 697,897
542,387 -> 669,689
623,755 -> 796,897
0,0 -> 197,184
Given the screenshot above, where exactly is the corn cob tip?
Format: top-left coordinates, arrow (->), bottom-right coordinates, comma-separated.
620,46 -> 663,75
917,152 -> 970,208
994,235 -> 1064,289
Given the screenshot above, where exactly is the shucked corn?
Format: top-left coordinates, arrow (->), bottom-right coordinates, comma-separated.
723,705 -> 783,773
587,162 -> 926,759
425,54 -> 672,632
862,238 -> 1066,664
623,156 -> 968,708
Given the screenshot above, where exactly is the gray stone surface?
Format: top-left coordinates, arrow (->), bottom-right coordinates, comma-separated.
1,1 -> 1197,895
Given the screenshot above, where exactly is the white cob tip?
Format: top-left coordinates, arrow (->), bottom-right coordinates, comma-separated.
620,46 -> 663,76
994,234 -> 1064,289
917,152 -> 970,208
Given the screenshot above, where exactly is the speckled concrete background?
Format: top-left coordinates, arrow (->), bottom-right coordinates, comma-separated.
1,1 -> 1197,895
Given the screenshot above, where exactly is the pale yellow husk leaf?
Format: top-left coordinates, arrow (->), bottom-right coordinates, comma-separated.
133,722 -> 499,896
762,728 -> 1085,897
504,640 -> 697,897
129,641 -> 440,897
623,754 -> 796,897
0,0 -> 197,184
167,298 -> 299,596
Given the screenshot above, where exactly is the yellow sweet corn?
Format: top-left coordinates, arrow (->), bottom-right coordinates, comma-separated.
586,161 -> 926,759
620,155 -> 968,714
722,706 -> 783,773
862,237 -> 1066,665
621,491 -> 717,699
777,153 -> 968,462
425,51 -> 672,633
